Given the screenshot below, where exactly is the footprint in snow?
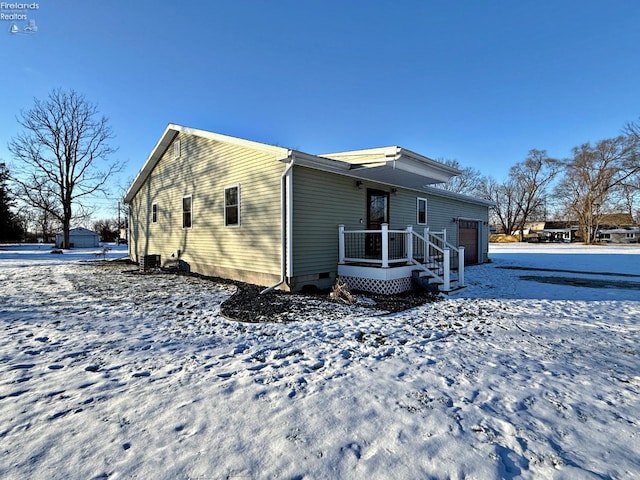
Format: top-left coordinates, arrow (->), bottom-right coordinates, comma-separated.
340,442 -> 362,461
9,363 -> 35,370
233,344 -> 250,354
48,409 -> 73,421
308,360 -> 324,371
0,389 -> 29,400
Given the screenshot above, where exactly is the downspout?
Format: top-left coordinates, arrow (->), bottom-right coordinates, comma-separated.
260,154 -> 295,294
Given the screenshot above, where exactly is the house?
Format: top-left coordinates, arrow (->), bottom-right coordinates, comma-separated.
124,124 -> 492,294
597,228 -> 640,244
596,213 -> 639,244
540,221 -> 579,243
55,227 -> 100,248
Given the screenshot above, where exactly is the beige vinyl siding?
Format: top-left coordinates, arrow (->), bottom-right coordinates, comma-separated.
129,132 -> 283,280
291,166 -> 490,277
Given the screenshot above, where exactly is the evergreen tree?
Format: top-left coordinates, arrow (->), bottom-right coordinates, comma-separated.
0,163 -> 23,241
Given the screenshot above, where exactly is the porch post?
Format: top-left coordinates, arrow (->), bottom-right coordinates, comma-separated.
458,246 -> 465,287
338,224 -> 345,264
442,228 -> 447,245
424,227 -> 429,262
381,223 -> 389,268
406,225 -> 413,263
443,248 -> 450,291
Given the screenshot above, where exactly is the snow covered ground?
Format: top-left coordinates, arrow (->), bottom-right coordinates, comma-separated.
0,242 -> 638,479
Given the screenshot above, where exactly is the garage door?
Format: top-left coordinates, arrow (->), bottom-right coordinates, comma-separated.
458,220 -> 479,265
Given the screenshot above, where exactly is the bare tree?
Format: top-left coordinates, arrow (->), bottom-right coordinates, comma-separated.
556,135 -> 640,244
509,150 -> 562,239
625,117 -> 640,141
28,202 -> 61,243
480,176 -> 519,235
435,159 -> 487,196
8,89 -> 121,248
93,218 -> 119,242
480,150 -> 561,238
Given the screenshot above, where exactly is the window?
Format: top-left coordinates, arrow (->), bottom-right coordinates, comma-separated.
174,140 -> 181,159
225,185 -> 240,227
152,203 -> 157,223
626,233 -> 636,239
417,197 -> 427,225
182,195 -> 192,229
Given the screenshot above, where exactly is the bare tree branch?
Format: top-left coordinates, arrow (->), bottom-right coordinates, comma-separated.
479,150 -> 560,237
434,158 -> 487,196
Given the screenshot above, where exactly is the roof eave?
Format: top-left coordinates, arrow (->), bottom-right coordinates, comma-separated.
124,124 -> 292,203
398,148 -> 462,177
123,125 -> 179,203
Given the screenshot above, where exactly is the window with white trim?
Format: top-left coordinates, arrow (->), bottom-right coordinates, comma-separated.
225,185 -> 240,227
182,195 -> 192,229
152,203 -> 158,223
174,140 -> 181,160
417,197 -> 427,225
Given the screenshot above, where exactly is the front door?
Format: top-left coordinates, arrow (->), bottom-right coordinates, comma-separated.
366,189 -> 389,257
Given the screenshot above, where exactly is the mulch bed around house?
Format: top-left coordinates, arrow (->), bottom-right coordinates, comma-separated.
120,263 -> 440,323
219,283 -> 440,323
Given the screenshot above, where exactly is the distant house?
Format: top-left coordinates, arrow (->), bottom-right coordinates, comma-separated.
541,221 -> 579,243
597,228 -> 640,244
521,221 -> 578,242
596,213 -> 639,244
124,124 -> 492,294
55,227 -> 100,248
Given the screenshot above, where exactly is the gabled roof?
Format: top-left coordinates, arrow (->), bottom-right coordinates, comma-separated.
124,124 -> 469,203
56,227 -> 99,236
543,221 -> 579,230
598,227 -> 640,234
124,124 -> 292,202
599,213 -> 637,228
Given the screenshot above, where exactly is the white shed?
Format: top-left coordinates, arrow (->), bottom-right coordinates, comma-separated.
55,227 -> 100,248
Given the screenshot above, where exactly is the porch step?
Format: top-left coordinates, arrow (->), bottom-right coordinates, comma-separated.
443,284 -> 468,295
411,270 -> 440,294
412,269 -> 462,293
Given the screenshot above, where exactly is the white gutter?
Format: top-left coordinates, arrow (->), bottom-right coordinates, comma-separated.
261,154 -> 295,294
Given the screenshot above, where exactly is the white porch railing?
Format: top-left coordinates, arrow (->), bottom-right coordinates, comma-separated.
338,224 -> 465,291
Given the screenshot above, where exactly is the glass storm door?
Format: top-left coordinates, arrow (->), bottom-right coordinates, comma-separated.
366,189 -> 389,257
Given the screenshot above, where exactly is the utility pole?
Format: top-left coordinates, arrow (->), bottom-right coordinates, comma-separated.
117,201 -> 122,242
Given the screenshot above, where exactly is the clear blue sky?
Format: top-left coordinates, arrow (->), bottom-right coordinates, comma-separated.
1,0 -> 639,218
